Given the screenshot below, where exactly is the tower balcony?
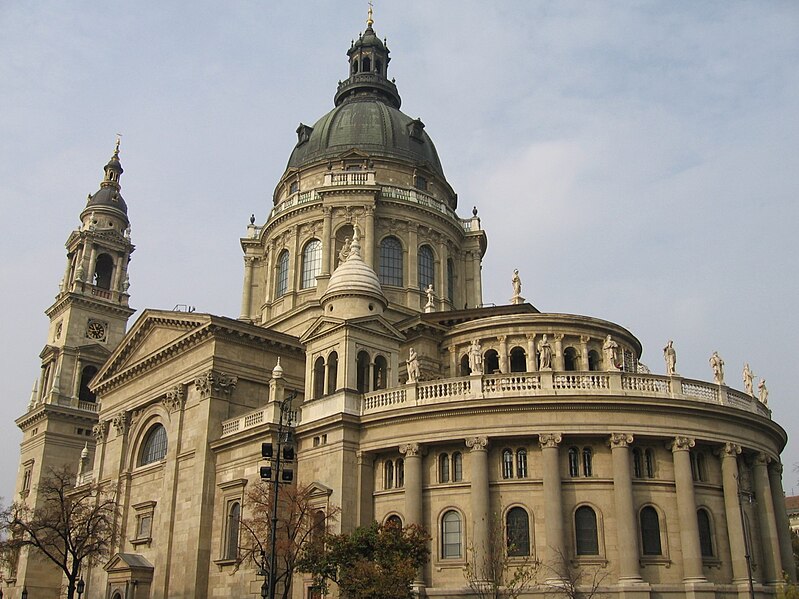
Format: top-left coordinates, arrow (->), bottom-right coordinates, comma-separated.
361,370 -> 770,419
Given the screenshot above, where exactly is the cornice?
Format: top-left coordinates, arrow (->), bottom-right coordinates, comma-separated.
45,292 -> 136,320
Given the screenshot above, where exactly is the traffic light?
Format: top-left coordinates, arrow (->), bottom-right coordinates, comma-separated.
281,469 -> 294,482
282,446 -> 295,461
259,466 -> 272,480
261,443 -> 273,458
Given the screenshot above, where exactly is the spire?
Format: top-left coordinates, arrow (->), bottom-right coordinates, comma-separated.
367,1 -> 374,28
102,135 -> 123,188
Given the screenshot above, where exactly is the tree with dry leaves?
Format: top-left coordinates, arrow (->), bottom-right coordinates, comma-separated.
237,481 -> 338,599
0,466 -> 118,599
537,548 -> 608,599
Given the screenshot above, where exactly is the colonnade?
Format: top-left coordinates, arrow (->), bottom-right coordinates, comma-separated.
391,434 -> 793,592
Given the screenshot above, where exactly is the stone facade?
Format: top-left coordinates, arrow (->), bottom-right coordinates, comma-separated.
8,16 -> 793,599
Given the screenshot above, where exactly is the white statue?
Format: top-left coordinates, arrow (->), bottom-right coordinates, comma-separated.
709,351 -> 725,385
124,224 -> 132,239
512,269 -> 522,296
406,348 -> 420,384
603,335 -> 619,371
758,378 -> 768,405
74,262 -> 85,282
468,339 -> 483,375
424,284 -> 435,313
88,211 -> 97,231
338,237 -> 351,265
58,277 -> 65,294
663,340 -> 677,375
122,273 -> 130,293
537,335 -> 552,370
742,363 -> 755,396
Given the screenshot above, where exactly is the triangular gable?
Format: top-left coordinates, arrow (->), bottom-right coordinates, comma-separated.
337,148 -> 370,160
300,314 -> 405,345
104,552 -> 154,573
92,309 -> 210,388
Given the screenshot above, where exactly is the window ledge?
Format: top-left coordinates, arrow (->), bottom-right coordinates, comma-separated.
131,537 -> 151,547
640,556 -> 672,567
214,558 -> 239,567
702,557 -> 722,569
572,556 -> 608,567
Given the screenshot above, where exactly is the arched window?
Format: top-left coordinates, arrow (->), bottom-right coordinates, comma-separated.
485,349 -> 500,374
275,250 -> 290,298
373,355 -> 388,390
563,347 -> 579,371
582,447 -> 593,477
225,501 -> 241,560
386,514 -> 402,528
78,365 -> 98,403
395,458 -> 404,488
697,508 -> 714,557
645,449 -> 656,478
301,239 -> 322,289
568,447 -> 580,477
313,356 -> 325,399
356,350 -> 370,394
414,175 -> 427,190
588,350 -> 601,371
418,245 -> 435,291
639,506 -> 662,556
362,56 -> 371,72
312,510 -> 326,543
502,449 -> 514,479
452,452 -> 463,482
447,258 -> 455,302
375,59 -> 383,75
352,59 -> 359,74
506,507 -> 530,557
633,448 -> 643,478
510,347 -> 526,373
460,354 -> 471,376
94,253 -> 114,289
379,237 -> 403,286
575,506 -> 599,555
326,351 -> 338,395
384,460 -> 394,490
516,449 -> 528,478
140,424 -> 168,465
439,453 -> 450,483
442,511 -> 462,559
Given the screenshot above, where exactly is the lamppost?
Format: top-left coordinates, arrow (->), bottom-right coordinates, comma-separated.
21,587 -> 27,599
736,473 -> 756,599
76,578 -> 85,599
259,391 -> 296,599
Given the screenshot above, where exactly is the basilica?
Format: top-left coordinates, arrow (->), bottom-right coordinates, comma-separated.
8,14 -> 794,599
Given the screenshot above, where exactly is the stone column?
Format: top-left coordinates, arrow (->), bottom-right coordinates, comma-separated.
72,358 -> 82,400
526,335 -> 537,372
580,336 -> 590,370
408,224 -> 419,290
752,452 -> 782,583
321,207 -> 333,275
86,244 -> 98,284
539,433 -> 565,572
553,334 -> 564,371
670,436 -> 706,582
438,240 -> 448,306
449,346 -> 458,378
610,433 -> 643,582
356,451 -> 375,527
719,443 -> 749,584
263,244 -> 274,303
400,443 -> 425,590
498,336 -> 508,373
111,252 -> 124,292
466,436 -> 490,579
769,462 -> 796,582
239,256 -> 255,319
364,205 -> 375,268
472,250 -> 483,308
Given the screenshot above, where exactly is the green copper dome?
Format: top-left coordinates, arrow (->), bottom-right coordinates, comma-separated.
285,24 -> 445,178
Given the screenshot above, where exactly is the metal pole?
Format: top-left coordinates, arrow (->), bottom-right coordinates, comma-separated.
736,474 -> 756,599
266,392 -> 294,599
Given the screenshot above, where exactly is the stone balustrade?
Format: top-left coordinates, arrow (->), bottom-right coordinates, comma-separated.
361,371 -> 771,418
220,407 -> 300,438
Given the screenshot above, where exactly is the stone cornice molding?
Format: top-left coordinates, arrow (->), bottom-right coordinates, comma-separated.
538,433 -> 562,449
45,292 -> 136,320
609,433 -> 634,448
465,436 -> 488,451
399,442 -> 422,457
670,436 -> 695,452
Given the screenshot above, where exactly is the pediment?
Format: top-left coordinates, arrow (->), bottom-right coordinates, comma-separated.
300,314 -> 405,345
337,148 -> 370,160
92,310 -> 211,388
104,552 -> 154,573
305,481 -> 333,499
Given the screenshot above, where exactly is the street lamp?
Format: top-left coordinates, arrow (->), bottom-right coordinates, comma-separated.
21,587 -> 27,599
76,578 -> 85,599
259,391 -> 296,599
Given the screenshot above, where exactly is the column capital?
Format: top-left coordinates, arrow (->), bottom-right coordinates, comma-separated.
322,206 -> 333,216
497,335 -> 507,343
525,333 -> 536,342
553,333 -> 564,341
770,461 -> 784,475
753,451 -> 771,467
670,436 -> 695,452
244,255 -> 256,265
580,335 -> 591,344
609,433 -> 634,448
399,442 -> 423,457
538,433 -> 562,449
720,442 -> 742,458
465,436 -> 488,451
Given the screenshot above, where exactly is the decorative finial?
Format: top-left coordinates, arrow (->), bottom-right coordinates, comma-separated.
367,1 -> 374,27
113,133 -> 122,158
472,206 -> 478,217
250,214 -> 256,225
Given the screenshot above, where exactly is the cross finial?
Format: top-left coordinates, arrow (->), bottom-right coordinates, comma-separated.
367,1 -> 374,27
113,133 -> 122,157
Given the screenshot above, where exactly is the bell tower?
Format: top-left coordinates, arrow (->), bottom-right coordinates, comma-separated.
9,140 -> 136,597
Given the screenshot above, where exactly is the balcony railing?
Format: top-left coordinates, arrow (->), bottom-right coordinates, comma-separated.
220,407 -> 300,438
361,371 -> 771,419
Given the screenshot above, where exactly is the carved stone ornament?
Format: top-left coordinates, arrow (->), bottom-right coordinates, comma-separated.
753,452 -> 770,467
771,461 -> 784,475
194,370 -> 239,399
112,412 -> 130,437
92,420 -> 109,442
162,385 -> 186,413
670,436 -> 695,452
538,433 -> 562,449
609,433 -> 634,448
399,442 -> 421,457
721,442 -> 742,458
465,436 -> 488,451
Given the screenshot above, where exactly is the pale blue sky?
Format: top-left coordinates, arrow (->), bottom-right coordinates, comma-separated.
1,1 -> 798,500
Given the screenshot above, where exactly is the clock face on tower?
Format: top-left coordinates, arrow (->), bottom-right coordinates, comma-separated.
86,320 -> 107,341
